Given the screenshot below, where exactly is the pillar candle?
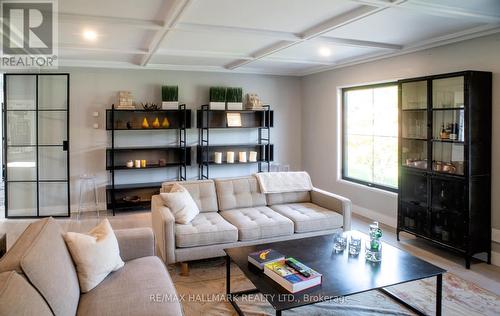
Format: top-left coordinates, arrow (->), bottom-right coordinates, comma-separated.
249,151 -> 257,162
226,151 -> 235,163
214,152 -> 222,164
134,160 -> 141,168
239,152 -> 247,163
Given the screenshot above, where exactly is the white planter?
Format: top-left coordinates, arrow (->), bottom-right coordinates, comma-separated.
209,102 -> 226,110
226,102 -> 243,110
162,101 -> 179,110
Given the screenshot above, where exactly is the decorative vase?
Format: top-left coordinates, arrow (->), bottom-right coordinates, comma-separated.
142,117 -> 150,129
162,101 -> 179,110
161,117 -> 170,128
152,117 -> 160,128
365,221 -> 383,262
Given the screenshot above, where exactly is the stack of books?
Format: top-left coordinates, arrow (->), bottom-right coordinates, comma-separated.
264,258 -> 322,293
248,249 -> 285,270
117,91 -> 135,109
248,249 -> 322,293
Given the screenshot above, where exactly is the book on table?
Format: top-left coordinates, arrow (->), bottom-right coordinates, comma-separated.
264,258 -> 322,293
248,249 -> 285,270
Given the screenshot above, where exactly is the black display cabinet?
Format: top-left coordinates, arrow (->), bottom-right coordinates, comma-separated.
196,105 -> 273,179
397,70 -> 492,269
106,105 -> 191,214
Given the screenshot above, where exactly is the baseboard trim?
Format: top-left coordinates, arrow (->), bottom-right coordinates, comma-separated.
351,204 -> 397,228
492,228 -> 500,243
491,250 -> 500,267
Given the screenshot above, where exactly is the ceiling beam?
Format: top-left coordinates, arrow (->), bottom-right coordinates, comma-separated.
300,24 -> 500,76
140,0 -> 193,66
347,0 -> 500,23
174,22 -> 300,40
59,13 -> 163,30
173,22 -> 401,50
59,44 -> 148,55
57,45 -> 334,66
225,3 -> 399,70
317,36 -> 402,50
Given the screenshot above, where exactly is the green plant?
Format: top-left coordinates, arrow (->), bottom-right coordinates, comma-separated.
226,87 -> 243,103
209,87 -> 226,102
162,85 -> 178,102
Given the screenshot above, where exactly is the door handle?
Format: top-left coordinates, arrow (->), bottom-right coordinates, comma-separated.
63,140 -> 69,151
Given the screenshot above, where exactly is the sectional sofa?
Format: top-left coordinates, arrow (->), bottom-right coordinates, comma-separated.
0,218 -> 182,316
152,174 -> 351,271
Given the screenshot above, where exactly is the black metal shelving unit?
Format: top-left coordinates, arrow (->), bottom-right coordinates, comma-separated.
397,70 -> 492,269
106,104 -> 191,214
197,105 -> 273,179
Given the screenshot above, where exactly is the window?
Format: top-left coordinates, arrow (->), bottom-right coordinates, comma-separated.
342,83 -> 398,191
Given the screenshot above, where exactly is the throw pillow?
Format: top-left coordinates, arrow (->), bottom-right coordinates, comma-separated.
63,219 -> 124,292
160,183 -> 200,224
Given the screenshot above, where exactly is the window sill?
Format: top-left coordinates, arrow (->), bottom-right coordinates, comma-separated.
337,178 -> 398,198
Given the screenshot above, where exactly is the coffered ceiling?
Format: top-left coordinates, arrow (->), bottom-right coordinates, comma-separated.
53,0 -> 500,75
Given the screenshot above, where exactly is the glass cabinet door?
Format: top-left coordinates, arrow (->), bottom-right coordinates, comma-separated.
432,76 -> 465,176
4,74 -> 69,217
401,81 -> 427,110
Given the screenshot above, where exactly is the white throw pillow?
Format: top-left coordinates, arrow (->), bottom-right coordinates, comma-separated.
63,219 -> 124,293
160,183 -> 200,224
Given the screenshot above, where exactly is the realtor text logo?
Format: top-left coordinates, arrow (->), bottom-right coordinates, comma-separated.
1,0 -> 58,68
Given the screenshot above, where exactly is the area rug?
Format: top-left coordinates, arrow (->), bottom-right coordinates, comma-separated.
169,258 -> 500,316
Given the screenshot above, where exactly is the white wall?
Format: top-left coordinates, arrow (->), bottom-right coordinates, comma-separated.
301,33 -> 500,230
62,68 -> 302,211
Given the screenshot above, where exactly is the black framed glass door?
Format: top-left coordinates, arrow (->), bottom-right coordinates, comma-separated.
3,74 -> 70,217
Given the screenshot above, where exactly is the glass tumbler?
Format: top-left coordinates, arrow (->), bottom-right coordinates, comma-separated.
348,236 -> 362,256
333,232 -> 347,252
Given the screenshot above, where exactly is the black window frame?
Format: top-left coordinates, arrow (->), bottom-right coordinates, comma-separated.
341,82 -> 399,193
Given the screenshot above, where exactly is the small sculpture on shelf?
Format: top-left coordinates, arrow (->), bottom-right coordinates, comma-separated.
141,102 -> 160,111
142,117 -> 150,129
245,93 -> 264,110
152,117 -> 160,128
161,117 -> 170,128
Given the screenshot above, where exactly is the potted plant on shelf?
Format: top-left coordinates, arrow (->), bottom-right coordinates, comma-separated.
209,87 -> 226,110
226,87 -> 243,110
162,85 -> 179,109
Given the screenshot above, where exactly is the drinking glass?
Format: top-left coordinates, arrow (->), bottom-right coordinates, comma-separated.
333,232 -> 347,252
348,236 -> 362,256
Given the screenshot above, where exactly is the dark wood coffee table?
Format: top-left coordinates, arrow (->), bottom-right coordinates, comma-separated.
224,231 -> 446,316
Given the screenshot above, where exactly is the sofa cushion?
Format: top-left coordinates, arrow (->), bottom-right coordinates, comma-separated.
77,256 -> 182,316
266,191 -> 311,206
215,176 -> 266,211
0,218 -> 48,273
220,206 -> 294,241
175,213 -> 238,248
63,219 -> 125,293
270,203 -> 343,233
0,271 -> 52,316
160,183 -> 200,224
162,179 -> 218,212
20,218 -> 80,316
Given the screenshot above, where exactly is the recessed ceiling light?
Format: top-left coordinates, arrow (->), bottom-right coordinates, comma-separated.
318,47 -> 331,57
83,30 -> 97,41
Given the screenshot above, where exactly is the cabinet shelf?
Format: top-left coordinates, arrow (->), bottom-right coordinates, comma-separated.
431,139 -> 464,144
398,70 -> 491,269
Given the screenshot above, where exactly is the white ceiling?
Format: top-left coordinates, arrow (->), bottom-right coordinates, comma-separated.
51,0 -> 500,75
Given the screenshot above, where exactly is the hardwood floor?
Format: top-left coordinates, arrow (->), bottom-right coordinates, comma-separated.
1,210 -> 499,295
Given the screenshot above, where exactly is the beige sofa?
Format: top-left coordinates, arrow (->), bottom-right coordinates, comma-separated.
152,175 -> 351,268
0,218 -> 182,316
